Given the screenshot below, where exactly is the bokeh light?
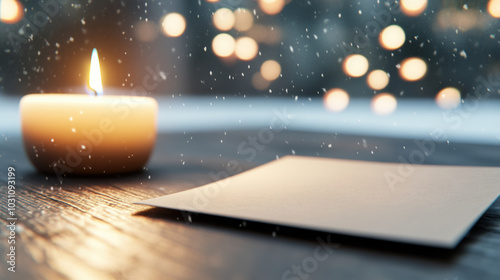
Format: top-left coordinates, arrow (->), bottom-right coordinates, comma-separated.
367,70 -> 390,90
342,54 -> 369,78
212,33 -> 236,58
247,24 -> 282,45
372,93 -> 397,115
379,25 -> 406,50
213,8 -> 235,31
260,60 -> 281,81
234,8 -> 254,32
259,0 -> 285,15
324,88 -> 350,112
235,37 -> 258,61
135,21 -> 159,42
399,57 -> 427,82
252,72 -> 271,90
401,0 -> 427,17
161,13 -> 186,37
206,0 -> 220,2
0,0 -> 23,24
436,87 -> 461,109
488,0 -> 500,18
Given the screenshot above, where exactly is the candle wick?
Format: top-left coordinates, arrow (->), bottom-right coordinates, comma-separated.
91,88 -> 97,96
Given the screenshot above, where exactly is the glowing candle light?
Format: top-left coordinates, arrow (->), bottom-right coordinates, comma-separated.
20,49 -> 158,176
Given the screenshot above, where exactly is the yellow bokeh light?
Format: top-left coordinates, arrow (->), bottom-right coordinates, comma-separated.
324,88 -> 350,113
367,70 -> 390,90
161,13 -> 186,37
235,37 -> 258,61
234,8 -> 254,32
436,87 -> 461,109
401,0 -> 427,17
342,54 -> 369,78
0,0 -> 23,24
372,93 -> 397,115
379,25 -> 406,50
260,60 -> 281,81
213,8 -> 235,31
488,0 -> 500,18
252,72 -> 271,90
212,33 -> 236,57
206,0 -> 220,2
259,0 -> 285,15
399,57 -> 427,82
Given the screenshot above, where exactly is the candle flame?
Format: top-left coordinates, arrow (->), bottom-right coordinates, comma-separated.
89,48 -> 103,96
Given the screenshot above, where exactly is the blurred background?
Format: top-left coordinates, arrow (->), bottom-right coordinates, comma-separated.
0,0 -> 499,113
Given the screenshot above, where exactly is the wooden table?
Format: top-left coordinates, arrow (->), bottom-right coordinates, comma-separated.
1,129 -> 500,280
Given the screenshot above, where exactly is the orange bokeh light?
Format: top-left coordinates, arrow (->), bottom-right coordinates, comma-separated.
401,0 -> 427,17
235,37 -> 258,61
260,60 -> 281,81
367,70 -> 390,90
324,88 -> 350,112
372,93 -> 397,115
259,0 -> 285,15
399,57 -> 427,82
161,13 -> 186,37
488,0 -> 500,18
379,25 -> 406,50
436,87 -> 461,109
342,54 -> 369,78
0,0 -> 23,24
212,33 -> 236,58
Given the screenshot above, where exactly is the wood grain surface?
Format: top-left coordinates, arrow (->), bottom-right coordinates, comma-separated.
1,131 -> 500,280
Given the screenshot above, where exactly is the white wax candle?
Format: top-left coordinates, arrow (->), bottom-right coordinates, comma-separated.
20,94 -> 158,176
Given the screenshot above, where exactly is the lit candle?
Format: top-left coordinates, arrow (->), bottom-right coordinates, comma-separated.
20,49 -> 158,178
